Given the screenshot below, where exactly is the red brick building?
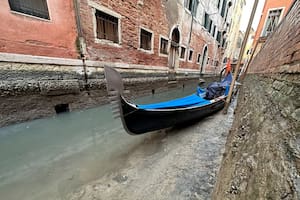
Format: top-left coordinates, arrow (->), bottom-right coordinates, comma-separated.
76,0 -> 232,73
0,0 -> 232,73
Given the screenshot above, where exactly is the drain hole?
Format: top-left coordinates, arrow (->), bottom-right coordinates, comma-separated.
55,104 -> 70,114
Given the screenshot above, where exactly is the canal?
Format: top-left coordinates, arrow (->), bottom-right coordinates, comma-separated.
0,83 -> 204,200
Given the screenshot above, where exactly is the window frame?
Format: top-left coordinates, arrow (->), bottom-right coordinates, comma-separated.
196,53 -> 201,64
138,27 -> 154,54
188,49 -> 194,62
184,0 -> 193,13
8,0 -> 50,21
179,46 -> 187,61
89,1 -> 122,47
261,7 -> 285,37
159,35 -> 169,57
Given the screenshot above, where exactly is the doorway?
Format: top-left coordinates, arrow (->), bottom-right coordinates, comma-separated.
169,27 -> 180,69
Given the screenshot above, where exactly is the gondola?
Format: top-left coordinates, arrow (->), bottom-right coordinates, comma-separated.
104,66 -> 232,135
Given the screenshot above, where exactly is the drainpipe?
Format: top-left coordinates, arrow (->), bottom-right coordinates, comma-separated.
187,0 -> 195,53
73,0 -> 89,93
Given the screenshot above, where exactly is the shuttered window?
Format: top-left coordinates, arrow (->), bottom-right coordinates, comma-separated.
204,12 -> 211,30
221,0 -> 227,17
96,10 -> 119,43
140,29 -> 152,51
217,31 -> 221,43
8,0 -> 50,19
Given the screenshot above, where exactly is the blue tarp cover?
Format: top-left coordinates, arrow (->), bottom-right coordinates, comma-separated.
137,73 -> 232,110
137,94 -> 210,110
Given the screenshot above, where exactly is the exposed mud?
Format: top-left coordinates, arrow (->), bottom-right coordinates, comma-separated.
67,102 -> 236,200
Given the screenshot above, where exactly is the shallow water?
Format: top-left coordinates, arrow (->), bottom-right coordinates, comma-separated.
0,84 -> 197,200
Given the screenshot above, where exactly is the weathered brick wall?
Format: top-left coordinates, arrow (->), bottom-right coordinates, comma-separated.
249,0 -> 300,74
79,0 -> 169,65
213,1 -> 300,198
79,0 -> 221,71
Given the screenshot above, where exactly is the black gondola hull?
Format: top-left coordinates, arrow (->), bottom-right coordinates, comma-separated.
120,96 -> 226,135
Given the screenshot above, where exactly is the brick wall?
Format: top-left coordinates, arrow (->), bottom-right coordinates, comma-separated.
249,0 -> 300,74
79,0 -> 221,71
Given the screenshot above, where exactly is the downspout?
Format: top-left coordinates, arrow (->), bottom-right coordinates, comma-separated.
73,0 -> 89,93
187,1 -> 195,53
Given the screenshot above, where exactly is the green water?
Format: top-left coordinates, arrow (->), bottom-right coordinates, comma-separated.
0,84 -> 197,200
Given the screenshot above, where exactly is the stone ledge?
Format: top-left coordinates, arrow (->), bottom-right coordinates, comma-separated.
39,80 -> 81,96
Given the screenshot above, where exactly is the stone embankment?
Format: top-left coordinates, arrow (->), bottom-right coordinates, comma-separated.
0,53 -> 217,127
213,74 -> 299,199
213,1 -> 300,199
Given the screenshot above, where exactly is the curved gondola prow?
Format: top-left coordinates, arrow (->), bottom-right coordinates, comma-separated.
104,66 -> 124,95
104,66 -> 123,117
104,67 -> 136,135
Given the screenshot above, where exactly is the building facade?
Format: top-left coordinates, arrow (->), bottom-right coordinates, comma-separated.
0,0 -> 234,73
77,0 -> 233,74
223,0 -> 246,62
0,0 -> 78,58
252,0 -> 294,55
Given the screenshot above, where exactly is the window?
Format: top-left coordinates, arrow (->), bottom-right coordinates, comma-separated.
185,0 -> 198,16
237,37 -> 242,48
140,28 -> 153,51
197,53 -> 201,63
208,20 -> 213,33
8,0 -> 50,19
214,60 -> 219,66
188,50 -> 193,61
217,0 -> 221,9
180,46 -> 186,59
217,31 -> 221,43
212,25 -> 216,37
204,12 -> 212,30
221,0 -> 227,17
207,57 -> 210,65
96,10 -> 119,43
185,0 -> 193,12
262,9 -> 283,37
160,37 -> 168,55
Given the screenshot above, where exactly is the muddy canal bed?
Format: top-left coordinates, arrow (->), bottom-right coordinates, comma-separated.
67,102 -> 237,200
0,83 -> 236,200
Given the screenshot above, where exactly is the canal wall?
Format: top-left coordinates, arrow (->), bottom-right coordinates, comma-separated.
213,1 -> 300,199
0,53 -> 218,127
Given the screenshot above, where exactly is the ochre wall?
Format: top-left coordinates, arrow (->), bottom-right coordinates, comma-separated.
253,0 -> 294,45
0,0 -> 78,58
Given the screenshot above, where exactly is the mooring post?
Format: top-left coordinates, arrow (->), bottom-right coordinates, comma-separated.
223,0 -> 259,114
